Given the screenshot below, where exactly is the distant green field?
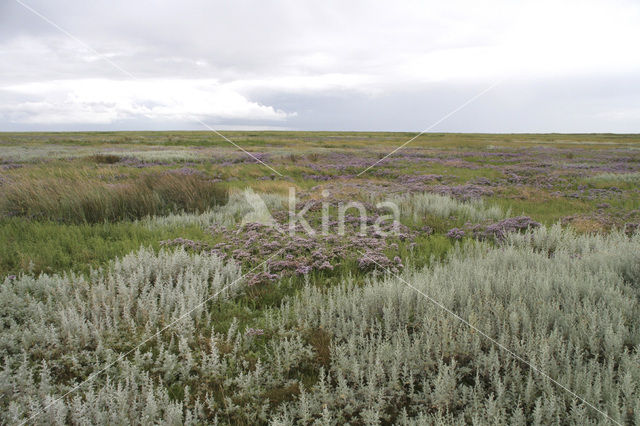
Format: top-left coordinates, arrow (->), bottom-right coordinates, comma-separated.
2,131 -> 639,278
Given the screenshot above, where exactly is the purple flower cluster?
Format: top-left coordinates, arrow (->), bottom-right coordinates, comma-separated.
446,228 -> 465,240
166,167 -> 206,177
163,198 -> 418,286
399,174 -> 447,186
482,216 -> 541,240
118,157 -> 169,168
470,177 -> 497,186
358,251 -> 403,273
560,186 -> 623,200
445,216 -> 541,241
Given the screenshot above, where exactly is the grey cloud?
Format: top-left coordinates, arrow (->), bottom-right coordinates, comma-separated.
1,0 -> 639,131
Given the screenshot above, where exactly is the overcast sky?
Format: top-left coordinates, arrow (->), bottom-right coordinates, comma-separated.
1,0 -> 639,132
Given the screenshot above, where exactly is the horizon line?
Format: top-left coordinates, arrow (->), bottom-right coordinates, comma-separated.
2,130 -> 640,136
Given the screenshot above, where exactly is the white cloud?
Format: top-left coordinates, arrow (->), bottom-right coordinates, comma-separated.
229,74 -> 380,95
0,79 -> 292,124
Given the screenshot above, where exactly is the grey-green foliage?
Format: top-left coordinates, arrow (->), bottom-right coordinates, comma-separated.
268,228 -> 640,424
141,189 -> 287,229
393,192 -> 506,222
2,227 -> 640,424
109,150 -> 204,163
586,172 -> 640,183
0,247 -> 241,425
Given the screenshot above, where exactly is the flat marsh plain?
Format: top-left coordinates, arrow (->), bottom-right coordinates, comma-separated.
1,132 -> 640,424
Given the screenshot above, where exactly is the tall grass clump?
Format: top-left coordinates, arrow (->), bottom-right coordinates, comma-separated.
0,173 -> 228,223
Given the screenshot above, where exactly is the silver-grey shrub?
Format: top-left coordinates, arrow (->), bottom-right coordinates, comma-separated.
269,227 -> 640,424
141,189 -> 287,229
586,171 -> 640,183
393,192 -> 506,222
2,227 -> 640,424
0,248 -> 241,425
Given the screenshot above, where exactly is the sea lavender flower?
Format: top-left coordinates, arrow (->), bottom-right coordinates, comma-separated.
483,216 -> 541,240
317,261 -> 334,271
358,252 -> 394,271
295,265 -> 312,275
247,271 -> 279,286
447,228 -> 465,240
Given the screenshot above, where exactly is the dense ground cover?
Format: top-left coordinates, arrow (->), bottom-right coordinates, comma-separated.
1,132 -> 640,424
